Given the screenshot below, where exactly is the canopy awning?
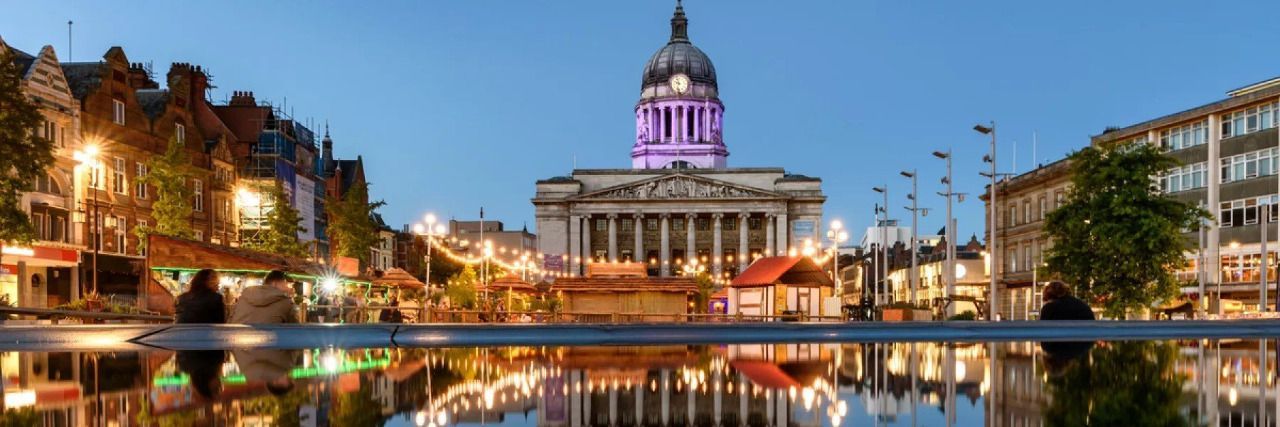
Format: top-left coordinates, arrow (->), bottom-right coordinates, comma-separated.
731,256 -> 833,288
372,268 -> 425,289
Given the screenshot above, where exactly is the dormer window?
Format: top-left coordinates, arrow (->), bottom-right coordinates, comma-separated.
112,100 -> 126,125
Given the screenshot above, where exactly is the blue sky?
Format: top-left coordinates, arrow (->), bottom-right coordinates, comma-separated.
4,0 -> 1279,243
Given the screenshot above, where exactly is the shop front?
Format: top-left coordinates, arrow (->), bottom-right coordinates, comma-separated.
0,244 -> 81,309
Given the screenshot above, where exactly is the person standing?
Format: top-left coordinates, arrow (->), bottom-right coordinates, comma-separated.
175,269 -> 226,324
1039,281 -> 1096,321
230,270 -> 298,324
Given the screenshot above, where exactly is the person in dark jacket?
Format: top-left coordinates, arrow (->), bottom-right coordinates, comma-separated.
230,270 -> 298,324
175,269 -> 226,323
1039,281 -> 1096,321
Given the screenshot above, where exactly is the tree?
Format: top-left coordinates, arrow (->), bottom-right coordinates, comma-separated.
445,265 -> 479,309
693,271 -> 716,313
134,135 -> 194,253
241,182 -> 310,258
326,181 -> 385,268
1043,142 -> 1207,318
0,44 -> 55,265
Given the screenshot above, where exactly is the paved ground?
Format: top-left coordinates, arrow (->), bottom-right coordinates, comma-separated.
4,320 -> 1280,351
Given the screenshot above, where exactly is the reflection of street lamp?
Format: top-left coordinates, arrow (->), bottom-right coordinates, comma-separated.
74,144 -> 100,295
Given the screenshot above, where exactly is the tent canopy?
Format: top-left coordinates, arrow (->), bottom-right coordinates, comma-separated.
731,256 -> 833,288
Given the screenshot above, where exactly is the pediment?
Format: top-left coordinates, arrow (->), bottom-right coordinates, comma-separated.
572,173 -> 785,201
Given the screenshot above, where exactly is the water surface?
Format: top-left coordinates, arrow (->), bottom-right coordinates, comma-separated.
0,339 -> 1271,426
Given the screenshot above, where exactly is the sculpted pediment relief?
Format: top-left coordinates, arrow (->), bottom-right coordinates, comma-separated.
574,174 -> 782,201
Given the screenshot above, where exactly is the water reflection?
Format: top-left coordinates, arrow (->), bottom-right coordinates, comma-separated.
1,339 -> 1278,425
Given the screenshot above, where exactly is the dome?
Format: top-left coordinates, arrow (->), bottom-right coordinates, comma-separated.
641,2 -> 717,90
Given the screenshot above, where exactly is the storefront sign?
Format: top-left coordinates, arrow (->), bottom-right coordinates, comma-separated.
0,264 -> 14,275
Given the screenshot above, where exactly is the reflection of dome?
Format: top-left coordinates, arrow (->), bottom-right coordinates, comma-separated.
640,1 -> 717,90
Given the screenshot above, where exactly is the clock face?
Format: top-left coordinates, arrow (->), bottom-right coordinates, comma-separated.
670,74 -> 690,94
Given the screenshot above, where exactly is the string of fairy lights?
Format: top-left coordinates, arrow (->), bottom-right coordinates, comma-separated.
420,232 -> 837,286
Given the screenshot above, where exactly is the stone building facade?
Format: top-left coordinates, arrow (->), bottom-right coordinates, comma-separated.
981,158 -> 1072,320
535,3 -> 824,280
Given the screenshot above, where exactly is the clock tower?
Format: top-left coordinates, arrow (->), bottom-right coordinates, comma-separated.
631,0 -> 729,169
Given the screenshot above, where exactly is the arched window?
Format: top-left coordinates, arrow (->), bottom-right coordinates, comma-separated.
667,161 -> 695,169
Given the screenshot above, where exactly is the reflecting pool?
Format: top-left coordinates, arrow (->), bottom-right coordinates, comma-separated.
0,339 -> 1274,426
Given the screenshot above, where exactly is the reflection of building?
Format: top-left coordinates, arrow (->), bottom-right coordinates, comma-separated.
981,158 -> 1072,320
533,2 -> 825,280
1092,77 -> 1280,310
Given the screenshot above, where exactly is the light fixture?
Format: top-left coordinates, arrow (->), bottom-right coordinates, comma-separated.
932,151 -> 949,159
974,124 -> 993,134
900,171 -> 915,178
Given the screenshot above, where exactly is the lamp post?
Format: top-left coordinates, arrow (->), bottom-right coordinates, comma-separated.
975,121 -> 999,321
933,150 -> 965,316
872,186 -> 889,307
826,220 -> 848,295
901,169 -> 924,306
74,145 -> 100,295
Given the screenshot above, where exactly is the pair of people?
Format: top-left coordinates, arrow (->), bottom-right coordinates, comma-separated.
175,269 -> 298,324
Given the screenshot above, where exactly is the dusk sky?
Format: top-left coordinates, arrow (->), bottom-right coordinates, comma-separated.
4,0 -> 1279,244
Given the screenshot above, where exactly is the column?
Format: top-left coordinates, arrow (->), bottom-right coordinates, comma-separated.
569,215 -> 582,275
686,213 -> 697,267
607,214 -> 618,262
765,214 -> 775,257
693,106 -> 700,142
660,214 -> 671,276
1208,114 -> 1222,297
583,215 -> 593,266
712,213 -> 724,276
775,213 -> 789,256
70,265 -> 81,300
739,213 -> 750,272
659,107 -> 667,142
633,213 -> 644,264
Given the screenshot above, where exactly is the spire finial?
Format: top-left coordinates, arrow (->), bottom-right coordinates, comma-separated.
669,0 -> 689,43
324,120 -> 330,138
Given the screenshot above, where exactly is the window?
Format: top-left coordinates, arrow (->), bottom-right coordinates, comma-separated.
1024,244 -> 1032,271
1161,162 -> 1208,193
749,217 -> 762,230
696,218 -> 710,231
1007,205 -> 1017,227
1219,148 -> 1278,183
1055,191 -> 1065,209
620,218 -> 633,231
194,230 -> 204,241
1007,248 -> 1017,272
724,218 -> 737,231
88,163 -> 103,189
621,250 -> 633,262
112,99 -> 125,125
175,123 -> 185,144
1219,195 -> 1280,228
593,250 -> 607,262
1221,101 -> 1279,138
135,162 -> 148,199
32,213 -> 46,241
193,179 -> 204,212
43,120 -> 56,145
114,216 -> 127,254
112,157 -> 126,194
673,218 -> 684,230
1038,197 -> 1047,221
137,219 -> 148,255
1159,120 -> 1208,151
1023,200 -> 1031,224
647,218 -> 658,230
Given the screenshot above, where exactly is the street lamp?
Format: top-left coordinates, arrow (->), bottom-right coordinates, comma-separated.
74,145 -> 100,295
826,220 -> 848,295
415,214 -> 446,292
872,186 -> 889,307
933,150 -> 964,316
975,121 -> 999,321
901,170 -> 923,306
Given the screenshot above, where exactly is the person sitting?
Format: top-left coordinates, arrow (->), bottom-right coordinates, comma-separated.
175,269 -> 226,324
379,295 -> 403,323
1039,281 -> 1096,321
230,270 -> 298,324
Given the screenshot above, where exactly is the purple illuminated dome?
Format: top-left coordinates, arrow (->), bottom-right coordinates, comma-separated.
631,0 -> 729,170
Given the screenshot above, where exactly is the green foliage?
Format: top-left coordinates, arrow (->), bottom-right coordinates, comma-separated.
0,407 -> 40,426
242,182 -> 310,258
1044,341 -> 1191,427
947,310 -> 977,321
445,265 -> 479,309
0,45 -> 54,250
326,181 -> 385,267
331,377 -> 385,426
1043,143 -> 1207,318
135,135 -> 195,253
693,272 -> 717,313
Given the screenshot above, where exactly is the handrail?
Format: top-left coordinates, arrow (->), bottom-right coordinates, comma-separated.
0,306 -> 173,322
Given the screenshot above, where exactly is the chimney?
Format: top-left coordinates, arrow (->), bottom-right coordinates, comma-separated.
229,90 -> 256,106
127,62 -> 157,89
